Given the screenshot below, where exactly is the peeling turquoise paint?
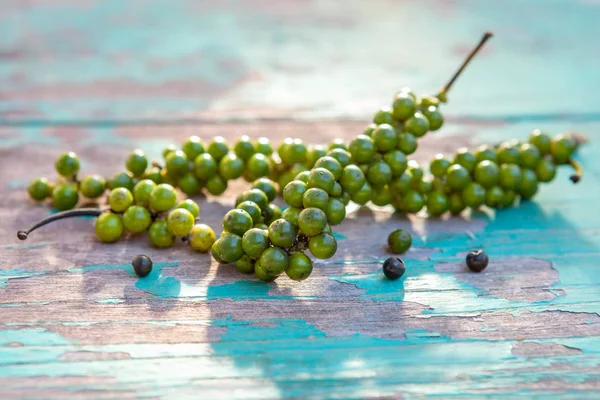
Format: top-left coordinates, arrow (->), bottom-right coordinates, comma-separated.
0,270 -> 47,289
0,301 -> 49,308
5,243 -> 49,249
6,179 -> 27,189
332,231 -> 348,240
95,298 -> 125,305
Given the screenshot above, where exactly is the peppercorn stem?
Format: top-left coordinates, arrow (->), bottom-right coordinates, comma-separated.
17,208 -> 105,240
437,32 -> 493,102
568,159 -> 583,183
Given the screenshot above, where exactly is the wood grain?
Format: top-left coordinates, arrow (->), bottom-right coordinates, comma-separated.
1,0 -> 600,398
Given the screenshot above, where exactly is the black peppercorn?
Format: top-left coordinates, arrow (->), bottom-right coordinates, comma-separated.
382,257 -> 406,280
466,250 -> 488,272
132,255 -> 153,277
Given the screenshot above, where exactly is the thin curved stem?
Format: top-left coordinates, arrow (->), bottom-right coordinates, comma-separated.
17,208 -> 106,240
436,32 -> 493,102
568,159 -> 583,183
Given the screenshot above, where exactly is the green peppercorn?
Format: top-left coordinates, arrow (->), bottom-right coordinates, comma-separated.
268,218 -> 296,248
125,149 -> 148,177
177,199 -> 200,218
95,212 -> 124,243
242,228 -> 270,258
308,232 -> 337,259
188,224 -> 216,252
259,247 -> 288,276
123,205 -> 152,233
28,177 -> 53,201
286,252 -> 313,281
52,183 -> 79,211
55,152 -> 80,178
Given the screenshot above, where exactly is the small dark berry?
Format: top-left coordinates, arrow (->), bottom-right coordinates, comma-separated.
569,175 -> 580,184
382,257 -> 406,280
466,250 -> 488,272
132,254 -> 153,277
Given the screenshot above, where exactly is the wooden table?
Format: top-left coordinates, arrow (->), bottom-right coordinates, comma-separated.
1,1 -> 599,398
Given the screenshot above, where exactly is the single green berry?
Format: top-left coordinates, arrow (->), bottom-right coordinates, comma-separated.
194,153 -> 218,180
177,199 -> 200,218
325,198 -> 346,225
383,150 -> 408,177
251,178 -> 277,202
519,169 -> 539,200
51,183 -> 79,211
308,232 -> 337,259
286,252 -> 313,281
133,179 -> 157,207
165,150 -> 189,177
392,92 -> 416,121
404,112 -> 429,137
177,173 -> 201,196
485,186 -> 505,208
535,159 -> 557,182
401,190 -> 424,213
123,205 -> 152,233
215,232 -> 244,263
205,175 -> 228,196
497,143 -> 521,165
233,135 -> 255,161
219,153 -> 244,180
349,135 -> 376,164
223,209 -> 254,236
519,143 -> 542,170
298,208 -> 327,237
258,246 -> 288,276
529,129 -> 552,155
550,134 -> 577,164
235,255 -> 255,274
426,191 -> 449,216
387,229 -> 412,254
254,137 -> 273,156
453,148 -> 477,173
268,218 -> 296,248
148,220 -> 175,248
429,154 -> 451,178
350,181 -> 373,205
422,106 -> 443,131
302,188 -> 329,211
446,164 -> 471,190
107,171 -> 134,191
80,175 -> 106,199
167,208 -> 195,236
462,182 -> 486,208
125,149 -> 148,177
308,168 -> 335,193
373,106 -> 395,125
55,152 -> 80,178
182,135 -> 205,161
474,160 -> 500,189
242,228 -> 270,258
149,183 -> 177,212
397,133 -> 418,155
95,212 -> 124,243
28,177 -> 53,201
475,145 -> 498,164
207,136 -> 229,161
499,164 -> 522,190
188,224 -> 216,252
372,124 -> 398,152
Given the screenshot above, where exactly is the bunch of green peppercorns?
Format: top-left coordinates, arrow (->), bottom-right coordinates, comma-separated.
23,32 -> 584,283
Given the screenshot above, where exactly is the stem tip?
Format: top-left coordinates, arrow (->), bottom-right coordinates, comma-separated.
17,231 -> 28,240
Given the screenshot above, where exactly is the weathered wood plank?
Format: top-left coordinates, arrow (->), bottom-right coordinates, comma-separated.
1,119 -> 599,398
